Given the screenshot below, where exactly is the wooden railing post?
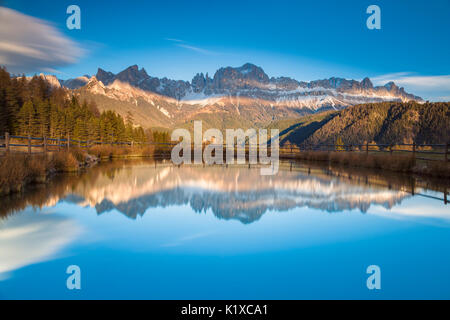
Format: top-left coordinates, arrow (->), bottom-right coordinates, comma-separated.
366,142 -> 369,155
57,137 -> 61,151
446,143 -> 449,162
28,135 -> 31,155
5,132 -> 10,154
43,136 -> 47,154
67,133 -> 70,151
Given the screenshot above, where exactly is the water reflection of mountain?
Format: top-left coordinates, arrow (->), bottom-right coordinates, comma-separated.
59,163 -> 410,223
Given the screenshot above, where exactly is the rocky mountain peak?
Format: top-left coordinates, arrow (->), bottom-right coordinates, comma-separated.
360,77 -> 373,89
96,68 -> 115,86
86,75 -> 100,85
35,74 -> 61,88
271,76 -> 301,90
212,63 -> 270,91
192,72 -> 207,93
384,81 -> 398,92
115,65 -> 149,86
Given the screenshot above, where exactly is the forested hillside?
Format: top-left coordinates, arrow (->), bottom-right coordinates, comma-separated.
275,101 -> 449,146
0,67 -> 147,143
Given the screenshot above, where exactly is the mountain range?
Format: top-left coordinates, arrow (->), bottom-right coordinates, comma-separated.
43,63 -> 423,130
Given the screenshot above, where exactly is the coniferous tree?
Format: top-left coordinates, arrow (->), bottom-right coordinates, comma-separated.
18,100 -> 35,136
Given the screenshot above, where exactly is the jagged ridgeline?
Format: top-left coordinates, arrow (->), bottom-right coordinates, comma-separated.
0,67 -> 147,143
1,64 -> 448,145
17,62 -> 426,132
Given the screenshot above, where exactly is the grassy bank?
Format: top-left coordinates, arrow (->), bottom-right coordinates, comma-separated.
289,151 -> 450,178
87,145 -> 163,160
0,151 -> 83,196
0,145 -> 171,196
2,146 -> 448,197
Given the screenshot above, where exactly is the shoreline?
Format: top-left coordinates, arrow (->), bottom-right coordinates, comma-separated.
0,151 -> 99,196
1,148 -> 449,197
279,151 -> 450,179
0,144 -> 173,197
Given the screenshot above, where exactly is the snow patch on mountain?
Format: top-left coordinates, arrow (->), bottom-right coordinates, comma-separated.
181,90 -> 225,106
156,105 -> 171,118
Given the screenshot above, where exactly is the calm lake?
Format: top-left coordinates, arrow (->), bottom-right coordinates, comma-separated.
0,160 -> 449,300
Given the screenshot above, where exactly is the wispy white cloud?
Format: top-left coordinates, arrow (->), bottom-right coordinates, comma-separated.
176,43 -> 216,55
165,38 -> 217,55
372,72 -> 450,89
0,7 -> 84,74
372,72 -> 450,101
164,38 -> 184,43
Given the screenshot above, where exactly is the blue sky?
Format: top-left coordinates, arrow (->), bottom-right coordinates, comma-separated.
2,0 -> 450,100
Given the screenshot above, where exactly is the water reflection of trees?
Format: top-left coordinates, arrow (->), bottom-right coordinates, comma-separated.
0,161 -> 128,219
0,160 -> 448,223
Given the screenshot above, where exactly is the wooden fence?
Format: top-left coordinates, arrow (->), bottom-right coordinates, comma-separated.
0,132 -> 449,162
0,133 -> 173,155
280,142 -> 450,162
